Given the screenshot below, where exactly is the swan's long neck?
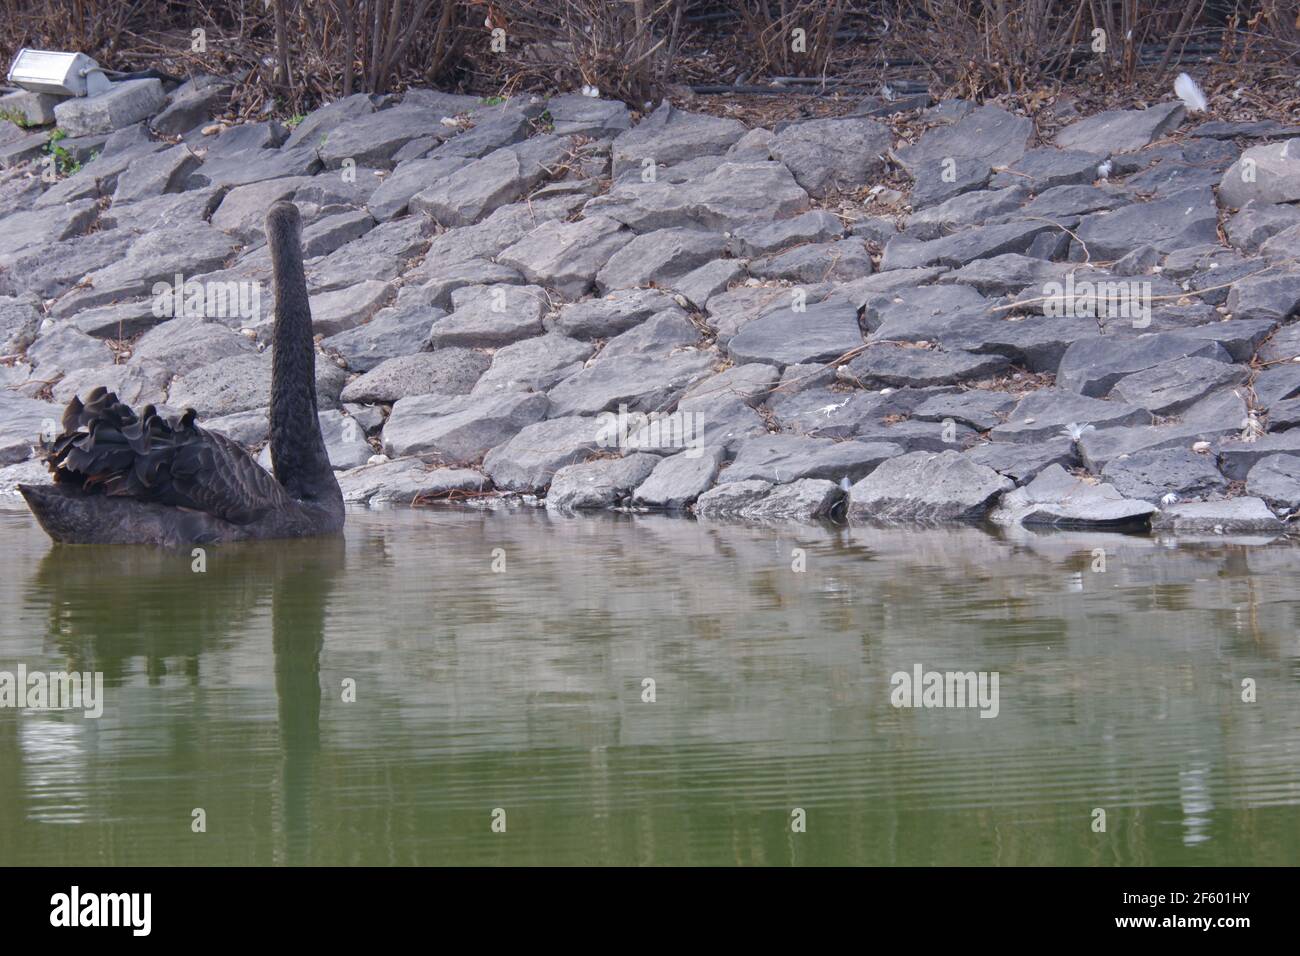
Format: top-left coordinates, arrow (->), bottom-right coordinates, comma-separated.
267,206 -> 335,503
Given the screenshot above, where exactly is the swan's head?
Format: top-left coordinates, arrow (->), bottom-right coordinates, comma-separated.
266,201 -> 302,241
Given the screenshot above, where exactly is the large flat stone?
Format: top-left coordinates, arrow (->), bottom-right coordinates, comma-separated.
481,416 -> 604,492
383,390 -> 549,461
727,300 -> 862,368
848,449 -> 1013,522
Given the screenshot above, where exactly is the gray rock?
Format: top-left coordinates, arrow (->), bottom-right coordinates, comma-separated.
693,479 -> 774,517
1109,356 -> 1248,415
1077,421 -> 1238,472
1016,183 -> 1127,219
737,478 -> 845,521
632,447 -> 724,509
1053,102 -> 1185,154
1057,332 -> 1231,397
995,147 -> 1103,191
1261,223 -> 1300,262
1253,364 -> 1300,409
1225,201 -> 1300,253
1177,318 -> 1275,363
848,449 -> 1013,522
366,154 -> 472,220
52,361 -> 170,408
204,407 -> 272,446
750,239 -> 872,284
383,390 -> 549,461
724,434 -> 900,483
342,402 -> 386,434
186,143 -> 321,191
841,344 -> 1009,388
705,285 -> 800,344
337,457 -> 487,506
1072,186 -> 1219,259
991,463 -> 1155,527
1218,141 -> 1300,208
497,215 -> 630,298
300,210 -> 376,259
112,144 -> 202,203
1217,432 -> 1300,480
129,317 -> 255,376
0,199 -> 98,257
908,185 -> 1027,232
481,415 -> 604,492
339,348 -> 489,403
595,227 -> 727,293
668,259 -> 746,309
1150,497 -> 1284,534
169,351 -> 343,417
412,138 -> 564,226
545,453 -> 660,511
894,104 -> 1033,174
598,309 -> 698,360
852,417 -> 978,452
71,299 -> 167,339
963,437 -> 1076,481
610,103 -> 746,176
472,333 -> 594,395
908,159 -> 991,210
1225,272 -> 1300,323
768,117 -> 892,197
546,94 -> 631,137
318,106 -> 448,170
0,295 -> 41,353
318,409 -> 374,469
0,458 -> 50,495
936,254 -> 1076,296
51,222 -> 242,315
553,288 -> 681,339
26,325 -> 113,377
911,390 -> 1017,431
0,89 -> 59,125
1100,447 -> 1230,503
727,299 -> 862,368
307,216 -> 430,291
880,220 -> 1056,270
151,77 -> 230,136
547,350 -> 715,417
0,395 -> 62,465
54,78 -> 166,137
729,210 -> 844,257
1244,454 -> 1300,511
308,280 -> 393,336
322,300 -> 445,372
585,161 -> 810,232
428,283 -> 547,348
283,93 -> 376,151
404,258 -> 523,312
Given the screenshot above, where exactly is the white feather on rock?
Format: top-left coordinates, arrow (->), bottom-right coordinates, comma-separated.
1174,73 -> 1209,113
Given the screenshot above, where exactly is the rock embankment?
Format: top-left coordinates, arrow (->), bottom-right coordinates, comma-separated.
2,79 -> 1299,535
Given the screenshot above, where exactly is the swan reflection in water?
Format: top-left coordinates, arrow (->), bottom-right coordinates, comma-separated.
28,536 -> 345,863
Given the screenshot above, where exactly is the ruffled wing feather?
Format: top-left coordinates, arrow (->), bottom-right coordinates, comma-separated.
46,387 -> 294,526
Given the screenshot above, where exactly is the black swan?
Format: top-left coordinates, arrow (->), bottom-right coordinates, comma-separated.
20,202 -> 345,546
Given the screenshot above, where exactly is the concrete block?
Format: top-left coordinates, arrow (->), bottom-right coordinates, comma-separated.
53,78 -> 166,137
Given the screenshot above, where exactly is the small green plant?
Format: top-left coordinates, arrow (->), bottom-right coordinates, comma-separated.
45,129 -> 81,177
480,95 -> 506,106
285,114 -> 307,129
0,107 -> 30,128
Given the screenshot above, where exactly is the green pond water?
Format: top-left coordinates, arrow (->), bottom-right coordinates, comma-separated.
0,504 -> 1298,866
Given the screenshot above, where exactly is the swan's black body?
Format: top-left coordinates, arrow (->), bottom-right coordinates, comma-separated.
20,202 -> 344,546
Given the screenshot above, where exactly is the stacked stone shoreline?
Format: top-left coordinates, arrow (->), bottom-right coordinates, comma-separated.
2,75 -> 1300,534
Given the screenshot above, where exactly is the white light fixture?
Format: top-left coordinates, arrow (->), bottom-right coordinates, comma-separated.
6,48 -> 112,97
